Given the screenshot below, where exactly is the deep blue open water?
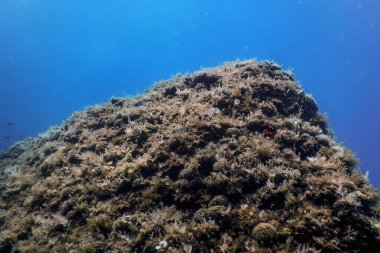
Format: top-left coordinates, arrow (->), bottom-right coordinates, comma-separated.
0,0 -> 379,187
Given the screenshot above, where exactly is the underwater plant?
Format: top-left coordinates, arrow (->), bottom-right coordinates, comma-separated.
0,60 -> 379,252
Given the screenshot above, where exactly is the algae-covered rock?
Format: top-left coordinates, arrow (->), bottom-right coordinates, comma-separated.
0,60 -> 379,252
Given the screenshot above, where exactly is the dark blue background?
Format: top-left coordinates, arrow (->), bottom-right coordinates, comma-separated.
0,0 -> 379,186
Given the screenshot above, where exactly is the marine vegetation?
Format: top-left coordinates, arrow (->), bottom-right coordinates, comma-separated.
0,60 -> 379,252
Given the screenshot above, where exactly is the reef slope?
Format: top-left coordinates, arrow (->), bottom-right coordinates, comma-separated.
1,60 -> 379,252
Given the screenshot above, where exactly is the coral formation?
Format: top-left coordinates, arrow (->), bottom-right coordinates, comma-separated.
0,60 -> 380,252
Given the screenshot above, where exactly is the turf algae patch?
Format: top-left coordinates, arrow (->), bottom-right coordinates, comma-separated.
1,60 -> 380,252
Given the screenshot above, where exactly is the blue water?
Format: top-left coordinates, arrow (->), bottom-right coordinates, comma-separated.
0,0 -> 379,187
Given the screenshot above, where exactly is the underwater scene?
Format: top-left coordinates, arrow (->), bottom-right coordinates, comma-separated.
0,0 -> 380,252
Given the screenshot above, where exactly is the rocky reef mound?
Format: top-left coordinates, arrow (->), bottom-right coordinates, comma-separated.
1,60 -> 380,252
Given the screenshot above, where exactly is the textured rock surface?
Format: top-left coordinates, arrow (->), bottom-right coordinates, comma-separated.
0,60 -> 379,252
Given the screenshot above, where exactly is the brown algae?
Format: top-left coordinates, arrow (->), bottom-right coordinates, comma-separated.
0,60 -> 379,252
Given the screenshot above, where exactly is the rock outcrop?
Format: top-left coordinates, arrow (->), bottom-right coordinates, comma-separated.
0,60 -> 379,252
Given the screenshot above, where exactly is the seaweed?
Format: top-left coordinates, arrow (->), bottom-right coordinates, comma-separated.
0,60 -> 379,252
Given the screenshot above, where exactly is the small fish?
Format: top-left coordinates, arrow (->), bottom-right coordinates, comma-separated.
4,136 -> 10,140
6,122 -> 13,127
